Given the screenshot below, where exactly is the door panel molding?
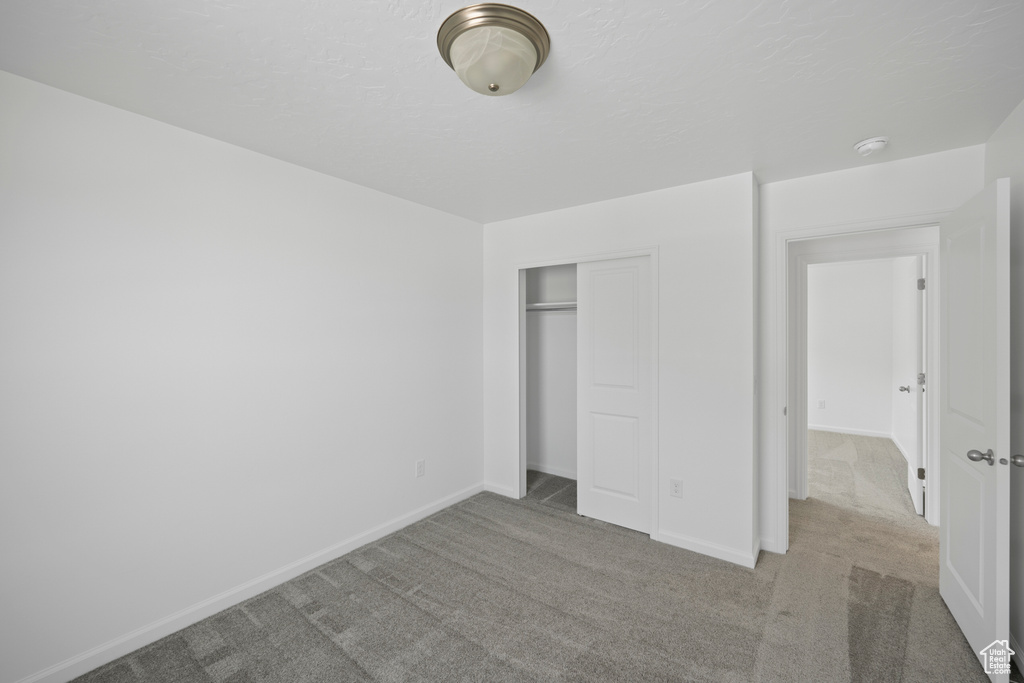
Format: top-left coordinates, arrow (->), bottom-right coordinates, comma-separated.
590,412 -> 640,499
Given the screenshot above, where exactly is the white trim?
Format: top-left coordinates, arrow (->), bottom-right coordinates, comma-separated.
649,251 -> 661,542
760,535 -> 783,555
790,247 -> 809,500
517,268 -> 528,499
658,530 -> 759,569
514,246 -> 664,271
774,209 -> 955,237
526,462 -> 577,479
770,223 -> 789,549
16,483 -> 485,683
807,425 -> 893,439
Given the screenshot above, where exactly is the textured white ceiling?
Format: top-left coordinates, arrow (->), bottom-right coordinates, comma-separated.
2,1 -> 1023,223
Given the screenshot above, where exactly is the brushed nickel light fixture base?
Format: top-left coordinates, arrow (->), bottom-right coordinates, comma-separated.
437,4 -> 550,96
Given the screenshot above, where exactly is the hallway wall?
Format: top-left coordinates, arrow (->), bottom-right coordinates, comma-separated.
807,259 -> 896,436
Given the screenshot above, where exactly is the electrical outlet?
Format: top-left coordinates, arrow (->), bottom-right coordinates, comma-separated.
415,460 -> 425,478
817,399 -> 826,409
669,479 -> 682,498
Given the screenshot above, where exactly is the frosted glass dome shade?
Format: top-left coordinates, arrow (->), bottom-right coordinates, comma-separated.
449,26 -> 537,96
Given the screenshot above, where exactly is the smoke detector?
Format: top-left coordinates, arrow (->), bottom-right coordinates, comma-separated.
854,137 -> 889,156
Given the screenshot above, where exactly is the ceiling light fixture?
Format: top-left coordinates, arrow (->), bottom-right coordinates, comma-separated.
437,3 -> 550,96
854,136 -> 889,157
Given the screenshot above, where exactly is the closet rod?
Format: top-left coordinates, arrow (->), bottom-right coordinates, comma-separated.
525,301 -> 577,311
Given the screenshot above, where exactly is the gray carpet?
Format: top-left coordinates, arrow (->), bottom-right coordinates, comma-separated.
806,429 -> 920,526
73,436 -> 1017,682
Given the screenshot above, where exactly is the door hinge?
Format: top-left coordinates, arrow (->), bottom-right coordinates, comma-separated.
917,467 -> 926,480
917,277 -> 926,290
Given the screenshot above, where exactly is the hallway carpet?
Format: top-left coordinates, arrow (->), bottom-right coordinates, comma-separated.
74,436 -> 1009,682
806,429 -> 919,525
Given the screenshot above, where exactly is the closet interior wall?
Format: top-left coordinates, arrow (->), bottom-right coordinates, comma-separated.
525,264 -> 578,480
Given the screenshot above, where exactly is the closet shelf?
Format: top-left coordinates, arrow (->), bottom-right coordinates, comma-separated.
525,301 -> 577,311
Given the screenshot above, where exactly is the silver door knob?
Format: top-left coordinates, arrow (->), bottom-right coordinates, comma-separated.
1012,454 -> 1024,467
967,449 -> 995,465
898,385 -> 911,392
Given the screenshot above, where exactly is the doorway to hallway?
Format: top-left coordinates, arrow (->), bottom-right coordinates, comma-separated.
787,227 -> 939,526
805,255 -> 928,518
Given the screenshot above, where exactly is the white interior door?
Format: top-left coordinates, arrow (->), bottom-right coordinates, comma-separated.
909,256 -> 925,514
893,255 -> 926,515
577,256 -> 652,533
939,178 -> 1011,681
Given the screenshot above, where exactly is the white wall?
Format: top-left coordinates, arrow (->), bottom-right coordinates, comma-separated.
985,96 -> 1024,668
807,259 -> 896,436
806,255 -> 921,444
525,310 -> 577,478
525,263 -> 576,304
525,264 -> 578,478
891,255 -> 922,467
758,146 -> 986,552
484,173 -> 759,567
0,71 -> 484,683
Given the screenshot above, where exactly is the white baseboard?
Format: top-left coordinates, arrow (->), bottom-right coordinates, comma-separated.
17,482 -> 485,683
525,461 -> 577,479
807,425 -> 891,439
483,482 -> 516,498
657,529 -> 759,569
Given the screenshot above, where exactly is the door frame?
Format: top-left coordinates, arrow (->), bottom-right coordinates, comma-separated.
788,230 -> 939,523
517,247 -> 660,539
766,213 -> 949,552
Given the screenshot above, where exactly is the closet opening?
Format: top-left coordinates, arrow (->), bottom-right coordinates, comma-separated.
521,264 -> 578,506
517,253 -> 656,535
